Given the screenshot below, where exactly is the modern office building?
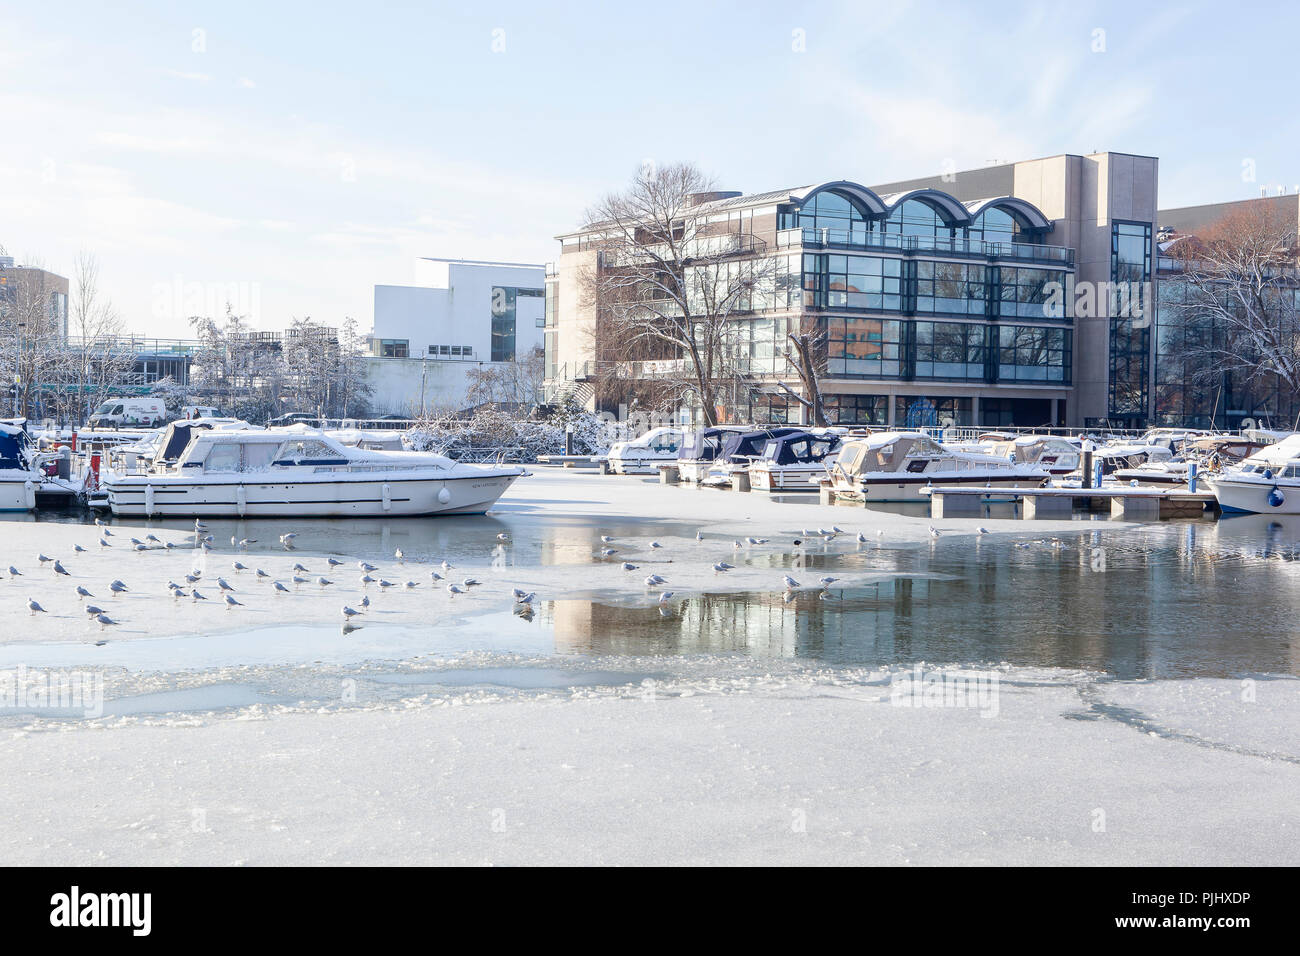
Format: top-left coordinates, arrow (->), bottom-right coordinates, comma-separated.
0,256 -> 69,337
546,151 -> 1173,428
369,258 -> 545,415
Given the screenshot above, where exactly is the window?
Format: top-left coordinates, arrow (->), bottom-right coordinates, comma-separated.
376,339 -> 408,358
827,318 -> 901,377
1109,221 -> 1153,420
916,262 -> 989,316
823,393 -> 888,425
275,439 -> 344,464
894,395 -> 972,426
997,325 -> 1071,383
204,443 -> 242,473
491,286 -> 517,362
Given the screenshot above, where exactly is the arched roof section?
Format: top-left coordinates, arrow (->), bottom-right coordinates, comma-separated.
966,197 -> 1054,232
878,188 -> 973,226
791,181 -> 888,217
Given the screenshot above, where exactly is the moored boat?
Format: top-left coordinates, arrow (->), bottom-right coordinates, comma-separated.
748,430 -> 846,492
103,423 -> 526,518
1208,435 -> 1300,514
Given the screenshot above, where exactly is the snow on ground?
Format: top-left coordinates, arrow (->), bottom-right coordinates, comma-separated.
3,469 -> 1295,866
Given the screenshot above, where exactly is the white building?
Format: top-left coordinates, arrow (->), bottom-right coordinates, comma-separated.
367,258 -> 546,415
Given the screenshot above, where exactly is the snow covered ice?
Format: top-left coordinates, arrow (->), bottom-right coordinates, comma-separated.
0,469 -> 1296,865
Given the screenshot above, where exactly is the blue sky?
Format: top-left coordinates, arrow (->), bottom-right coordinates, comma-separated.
1,0 -> 1294,335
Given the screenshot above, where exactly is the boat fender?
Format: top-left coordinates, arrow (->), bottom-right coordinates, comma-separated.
236,484 -> 247,517
144,483 -> 155,516
1264,469 -> 1274,480
437,485 -> 451,505
23,479 -> 35,511
1268,486 -> 1285,508
382,483 -> 392,511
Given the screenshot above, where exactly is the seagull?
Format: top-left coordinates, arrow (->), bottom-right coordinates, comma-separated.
403,580 -> 418,589
856,532 -> 867,544
256,568 -> 270,579
109,580 -> 129,595
237,537 -> 256,549
133,544 -> 149,553
511,588 -> 528,600
130,537 -> 143,547
712,562 -> 732,573
38,554 -> 54,566
327,558 -> 343,569
224,594 -> 243,610
342,605 -> 362,620
279,533 -> 297,550
644,574 -> 667,587
99,537 -> 111,548
233,561 -> 247,572
695,530 -> 704,542
102,528 -> 113,537
658,591 -> 673,605
75,585 -> 93,601
292,575 -> 308,589
514,591 -> 535,604
168,583 -> 184,599
191,589 -> 207,602
447,584 -> 464,596
600,535 -> 614,544
94,517 -> 105,527
217,578 -> 236,592
462,578 -> 480,587
818,576 -> 837,588
928,526 -> 941,538
184,572 -> 201,585
27,597 -> 45,615
377,579 -> 395,591
292,562 -> 310,574
599,548 -> 618,557
496,533 -> 510,542
782,575 -> 801,590
430,570 -> 444,582
84,604 -> 105,618
7,565 -> 20,577
394,548 -> 404,563
165,542 -> 176,550
360,595 -> 370,609
96,613 -> 119,630
977,527 -> 990,535
272,581 -> 290,595
440,560 -> 453,571
649,541 -> 663,549
360,574 -> 376,588
317,577 -> 334,589
53,560 -> 71,575
732,540 -> 743,550
146,534 -> 161,544
73,544 -> 87,554
621,562 -> 639,572
358,561 -> 378,573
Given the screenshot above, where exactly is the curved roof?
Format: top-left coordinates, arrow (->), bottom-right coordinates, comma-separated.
785,181 -> 1053,232
965,196 -> 1054,231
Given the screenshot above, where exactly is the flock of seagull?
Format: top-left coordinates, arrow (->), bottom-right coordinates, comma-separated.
3,514 -> 1018,641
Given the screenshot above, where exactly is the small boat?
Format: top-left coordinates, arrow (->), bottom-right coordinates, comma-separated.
0,420 -> 39,512
698,427 -> 805,488
1209,435 -> 1300,514
985,435 -> 1082,476
748,430 -> 846,492
829,431 -> 1050,502
675,426 -> 750,484
102,423 -> 526,518
604,427 -> 684,475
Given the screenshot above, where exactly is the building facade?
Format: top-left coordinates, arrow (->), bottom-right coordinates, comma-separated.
369,258 -> 545,415
546,152 -> 1166,429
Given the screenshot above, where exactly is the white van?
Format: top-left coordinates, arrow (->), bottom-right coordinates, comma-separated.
182,405 -> 221,420
88,398 -> 167,429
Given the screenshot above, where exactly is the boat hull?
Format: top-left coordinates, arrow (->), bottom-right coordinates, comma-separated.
1209,476 -> 1300,515
0,474 -> 37,512
103,471 -> 523,518
749,466 -> 825,492
608,454 -> 675,476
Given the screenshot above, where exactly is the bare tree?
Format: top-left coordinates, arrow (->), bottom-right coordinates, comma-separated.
581,163 -> 775,426
777,316 -> 829,426
1167,203 -> 1300,404
0,257 -> 64,420
464,347 -> 544,408
67,251 -> 134,423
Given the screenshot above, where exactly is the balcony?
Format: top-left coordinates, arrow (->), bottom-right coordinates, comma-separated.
777,227 -> 1075,268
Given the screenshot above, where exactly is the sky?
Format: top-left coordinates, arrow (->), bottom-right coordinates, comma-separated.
1,0 -> 1296,336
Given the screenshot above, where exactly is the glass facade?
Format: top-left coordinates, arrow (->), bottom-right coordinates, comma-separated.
1109,221 -> 1153,422
894,395 -> 973,427
824,393 -> 888,425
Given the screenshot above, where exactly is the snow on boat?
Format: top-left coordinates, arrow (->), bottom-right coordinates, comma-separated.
699,427 -> 804,488
103,423 -> 526,518
675,426 -> 750,484
0,420 -> 39,512
828,431 -> 1050,502
1208,435 -> 1300,514
985,435 -> 1081,476
748,430 -> 846,492
604,427 -> 684,475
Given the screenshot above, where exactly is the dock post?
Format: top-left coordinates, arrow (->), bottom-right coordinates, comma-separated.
659,465 -> 679,485
733,471 -> 751,493
1082,449 -> 1093,489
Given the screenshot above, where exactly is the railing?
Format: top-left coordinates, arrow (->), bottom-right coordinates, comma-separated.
777,227 -> 1075,266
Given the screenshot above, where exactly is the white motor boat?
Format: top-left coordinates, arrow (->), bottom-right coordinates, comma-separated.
698,427 -> 805,488
0,420 -> 40,512
103,423 -> 526,518
748,430 -> 846,492
604,427 -> 684,475
675,426 -> 750,484
829,431 -> 1050,502
985,435 -> 1082,476
1208,435 -> 1300,514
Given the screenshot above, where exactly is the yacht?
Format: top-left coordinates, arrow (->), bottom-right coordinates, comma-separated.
984,435 -> 1082,476
102,423 -> 526,518
1208,435 -> 1300,514
604,427 -> 684,475
748,430 -> 846,492
829,431 -> 1051,502
698,427 -> 804,487
0,420 -> 39,512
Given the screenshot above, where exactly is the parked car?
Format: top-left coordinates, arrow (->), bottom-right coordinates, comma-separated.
87,398 -> 167,429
